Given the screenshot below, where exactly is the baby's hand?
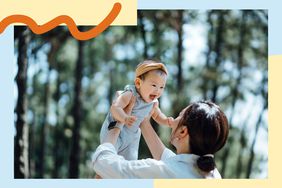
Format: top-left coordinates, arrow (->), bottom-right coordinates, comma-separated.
167,117 -> 174,127
124,115 -> 137,126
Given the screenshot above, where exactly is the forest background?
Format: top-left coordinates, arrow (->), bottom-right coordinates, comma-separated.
14,10 -> 268,178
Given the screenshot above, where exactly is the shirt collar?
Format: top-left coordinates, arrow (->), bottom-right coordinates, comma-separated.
172,153 -> 199,164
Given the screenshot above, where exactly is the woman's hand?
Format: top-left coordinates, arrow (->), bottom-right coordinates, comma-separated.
123,92 -> 136,115
122,92 -> 136,127
167,117 -> 174,128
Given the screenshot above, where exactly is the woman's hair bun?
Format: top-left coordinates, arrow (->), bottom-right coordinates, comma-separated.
197,155 -> 216,172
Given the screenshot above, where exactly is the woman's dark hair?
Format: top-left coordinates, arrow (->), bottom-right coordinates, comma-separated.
179,101 -> 229,172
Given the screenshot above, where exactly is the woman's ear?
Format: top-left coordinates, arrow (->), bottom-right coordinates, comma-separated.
135,78 -> 142,89
179,126 -> 188,138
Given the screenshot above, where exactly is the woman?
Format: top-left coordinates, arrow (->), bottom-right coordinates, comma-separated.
92,99 -> 229,178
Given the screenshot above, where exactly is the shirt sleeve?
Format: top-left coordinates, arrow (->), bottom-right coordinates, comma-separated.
92,143 -> 172,178
160,148 -> 176,161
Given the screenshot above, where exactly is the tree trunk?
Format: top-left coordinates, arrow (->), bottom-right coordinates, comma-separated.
176,10 -> 184,92
28,113 -> 35,177
69,37 -> 85,178
202,12 -> 212,99
211,11 -> 226,103
28,60 -> 40,178
171,10 -> 185,117
138,11 -> 149,58
14,26 -> 30,178
37,65 -> 51,177
52,74 -> 63,178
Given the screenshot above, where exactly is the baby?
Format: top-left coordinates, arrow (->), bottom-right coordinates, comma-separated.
99,60 -> 173,160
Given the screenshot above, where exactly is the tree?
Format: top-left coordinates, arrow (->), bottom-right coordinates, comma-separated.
14,26 -> 30,178
138,11 -> 149,59
69,30 -> 86,178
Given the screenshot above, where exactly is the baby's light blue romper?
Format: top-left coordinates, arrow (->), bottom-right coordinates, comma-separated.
100,85 -> 155,160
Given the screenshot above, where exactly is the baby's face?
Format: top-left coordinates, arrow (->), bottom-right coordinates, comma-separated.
138,71 -> 167,103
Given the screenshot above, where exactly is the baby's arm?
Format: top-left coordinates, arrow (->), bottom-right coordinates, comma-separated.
111,91 -> 137,126
151,101 -> 173,127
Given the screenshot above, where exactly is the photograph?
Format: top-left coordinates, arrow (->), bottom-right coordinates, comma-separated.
14,10 -> 268,179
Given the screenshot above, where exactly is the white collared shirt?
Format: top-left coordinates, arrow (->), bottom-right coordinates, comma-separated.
92,143 -> 222,179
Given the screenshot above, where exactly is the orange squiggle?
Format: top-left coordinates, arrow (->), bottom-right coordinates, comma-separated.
0,2 -> 121,40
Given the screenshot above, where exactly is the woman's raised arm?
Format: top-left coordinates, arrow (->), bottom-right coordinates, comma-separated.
140,117 -> 166,160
